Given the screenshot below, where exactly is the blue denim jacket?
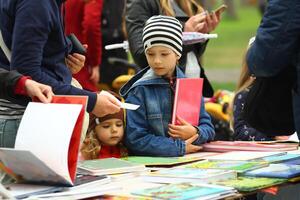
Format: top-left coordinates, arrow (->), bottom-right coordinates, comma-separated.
120,67 -> 215,157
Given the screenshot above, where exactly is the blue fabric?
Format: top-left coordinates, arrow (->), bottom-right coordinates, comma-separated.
246,0 -> 300,139
0,0 -> 96,112
0,118 -> 21,148
120,66 -> 215,157
232,89 -> 273,141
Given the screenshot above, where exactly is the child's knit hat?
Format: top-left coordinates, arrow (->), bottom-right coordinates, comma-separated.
142,15 -> 183,57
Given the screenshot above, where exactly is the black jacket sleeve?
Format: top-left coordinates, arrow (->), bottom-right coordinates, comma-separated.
0,68 -> 22,100
125,0 -> 160,68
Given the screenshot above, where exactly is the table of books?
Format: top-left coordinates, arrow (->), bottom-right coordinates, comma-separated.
2,143 -> 300,200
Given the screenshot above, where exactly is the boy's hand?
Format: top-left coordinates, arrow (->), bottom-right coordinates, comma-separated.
168,116 -> 198,140
185,134 -> 202,154
24,79 -> 54,103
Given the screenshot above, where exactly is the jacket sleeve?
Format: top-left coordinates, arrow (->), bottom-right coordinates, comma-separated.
247,0 -> 300,77
194,97 -> 215,144
125,0 -> 158,68
0,69 -> 21,100
232,91 -> 272,141
10,0 -> 97,112
83,0 -> 103,67
124,88 -> 186,157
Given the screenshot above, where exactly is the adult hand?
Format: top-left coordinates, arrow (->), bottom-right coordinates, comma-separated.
168,116 -> 198,140
92,90 -> 121,117
185,134 -> 202,154
66,44 -> 88,74
89,65 -> 100,84
204,11 -> 220,33
184,12 -> 207,32
24,79 -> 54,103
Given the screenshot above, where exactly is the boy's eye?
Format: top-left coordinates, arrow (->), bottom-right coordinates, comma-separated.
102,125 -> 110,129
161,53 -> 169,56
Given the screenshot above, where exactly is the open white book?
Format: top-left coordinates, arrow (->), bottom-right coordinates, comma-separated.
0,96 -> 87,186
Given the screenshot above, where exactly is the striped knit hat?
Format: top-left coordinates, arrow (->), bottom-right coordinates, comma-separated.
142,15 -> 183,57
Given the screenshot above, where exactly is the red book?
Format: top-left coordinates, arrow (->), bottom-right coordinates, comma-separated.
172,78 -> 204,126
0,95 -> 88,186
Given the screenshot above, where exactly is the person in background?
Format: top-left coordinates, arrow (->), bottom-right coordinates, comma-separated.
125,0 -> 222,97
0,68 -> 53,103
246,0 -> 300,141
0,0 -> 120,148
99,0 -> 129,89
232,38 -> 290,141
120,16 -> 215,157
80,103 -> 127,160
65,0 -> 103,92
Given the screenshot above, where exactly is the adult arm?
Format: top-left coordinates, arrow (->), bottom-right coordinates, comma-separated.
247,0 -> 300,77
125,0 -> 159,68
11,0 -> 97,111
0,68 -> 22,100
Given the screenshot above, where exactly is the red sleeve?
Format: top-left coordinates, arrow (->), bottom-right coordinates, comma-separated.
82,0 -> 103,67
14,76 -> 31,96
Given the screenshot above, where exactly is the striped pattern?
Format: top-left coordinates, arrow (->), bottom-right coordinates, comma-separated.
0,99 -> 25,119
142,15 -> 183,57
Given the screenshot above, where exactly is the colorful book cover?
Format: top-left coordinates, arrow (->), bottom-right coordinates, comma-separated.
122,156 -> 202,167
185,160 -> 268,173
77,158 -> 145,175
244,164 -> 300,178
143,168 -> 237,184
216,177 -> 287,192
254,153 -> 300,164
172,78 -> 203,126
132,183 -> 234,200
207,151 -> 285,161
202,141 -> 298,152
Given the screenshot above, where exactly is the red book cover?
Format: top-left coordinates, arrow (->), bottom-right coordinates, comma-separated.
0,95 -> 88,186
172,78 -> 204,126
51,95 -> 88,183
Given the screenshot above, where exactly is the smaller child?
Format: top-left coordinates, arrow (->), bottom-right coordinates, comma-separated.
120,15 -> 215,157
80,103 -> 127,160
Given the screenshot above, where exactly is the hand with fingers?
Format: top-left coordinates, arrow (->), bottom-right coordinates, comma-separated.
66,44 -> 88,74
92,90 -> 121,117
184,11 -> 221,34
168,116 -> 198,140
184,12 -> 207,32
24,79 -> 54,103
185,134 -> 203,154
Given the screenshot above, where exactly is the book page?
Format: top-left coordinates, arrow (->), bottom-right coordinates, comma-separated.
14,102 -> 82,182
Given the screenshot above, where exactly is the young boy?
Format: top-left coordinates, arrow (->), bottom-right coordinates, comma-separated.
120,15 -> 215,157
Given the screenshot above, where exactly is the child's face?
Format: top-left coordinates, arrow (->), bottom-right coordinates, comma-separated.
146,46 -> 180,78
95,119 -> 124,146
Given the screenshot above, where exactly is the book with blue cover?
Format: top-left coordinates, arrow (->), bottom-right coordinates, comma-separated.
216,177 -> 287,192
143,168 -> 236,184
254,153 -> 300,164
132,183 -> 236,200
244,164 -> 300,178
185,160 -> 268,173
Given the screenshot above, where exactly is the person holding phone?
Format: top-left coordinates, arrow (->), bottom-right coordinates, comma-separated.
125,0 -> 224,97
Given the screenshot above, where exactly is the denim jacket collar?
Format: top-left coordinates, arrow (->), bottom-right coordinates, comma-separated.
120,66 -> 185,98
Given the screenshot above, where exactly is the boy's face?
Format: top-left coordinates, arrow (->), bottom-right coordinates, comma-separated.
146,46 -> 180,78
95,119 -> 124,146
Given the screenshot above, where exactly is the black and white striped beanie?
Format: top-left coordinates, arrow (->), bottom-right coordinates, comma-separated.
142,15 -> 183,57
